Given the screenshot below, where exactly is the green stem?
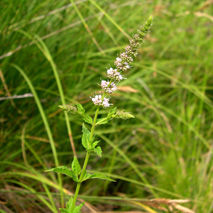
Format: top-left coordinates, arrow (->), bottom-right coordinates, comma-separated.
70,152 -> 90,212
70,82 -> 113,211
70,106 -> 100,212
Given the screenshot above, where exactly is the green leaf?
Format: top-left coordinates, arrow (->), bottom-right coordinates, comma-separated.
72,157 -> 81,177
94,146 -> 102,157
45,166 -> 74,178
108,107 -> 117,117
74,202 -> 84,213
59,209 -> 69,213
96,117 -> 109,125
87,141 -> 102,157
75,102 -> 93,124
45,166 -> 78,182
82,123 -> 91,149
59,197 -> 75,212
96,107 -> 117,125
92,140 -> 100,148
83,172 -> 115,182
76,102 -> 85,114
82,113 -> 93,124
66,196 -> 73,211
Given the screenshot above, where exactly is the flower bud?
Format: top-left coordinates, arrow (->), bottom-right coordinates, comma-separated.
58,104 -> 77,113
114,110 -> 135,119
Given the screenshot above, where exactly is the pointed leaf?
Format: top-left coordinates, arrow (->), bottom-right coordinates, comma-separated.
96,107 -> 117,125
66,196 -> 73,211
45,166 -> 74,178
108,107 -> 117,117
92,141 -> 100,148
82,113 -> 93,124
75,102 -> 93,124
72,157 -> 81,177
74,202 -> 84,213
94,146 -> 102,157
76,102 -> 85,114
96,117 -> 109,125
83,172 -> 115,182
82,124 -> 91,149
45,166 -> 78,182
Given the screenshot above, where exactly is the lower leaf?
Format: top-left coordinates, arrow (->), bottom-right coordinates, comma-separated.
83,172 -> 115,182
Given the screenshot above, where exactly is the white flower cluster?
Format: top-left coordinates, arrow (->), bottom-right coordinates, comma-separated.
125,45 -> 138,57
120,52 -> 133,63
91,95 -> 111,108
101,80 -> 117,93
107,68 -> 124,81
115,57 -> 130,71
91,16 -> 154,108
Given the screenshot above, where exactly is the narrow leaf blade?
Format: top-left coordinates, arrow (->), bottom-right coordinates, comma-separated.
45,166 -> 74,178
83,172 -> 115,182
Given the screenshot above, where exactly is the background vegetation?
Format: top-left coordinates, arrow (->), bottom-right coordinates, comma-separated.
0,0 -> 212,212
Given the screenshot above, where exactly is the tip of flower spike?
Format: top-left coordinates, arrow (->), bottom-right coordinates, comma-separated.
58,104 -> 77,113
147,15 -> 153,25
114,110 -> 135,120
148,15 -> 153,21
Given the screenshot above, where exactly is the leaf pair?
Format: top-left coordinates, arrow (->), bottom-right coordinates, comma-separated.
76,102 -> 93,124
96,107 -> 117,125
45,157 -> 115,182
45,157 -> 81,182
59,102 -> 93,125
82,124 -> 102,157
59,197 -> 84,213
96,107 -> 135,125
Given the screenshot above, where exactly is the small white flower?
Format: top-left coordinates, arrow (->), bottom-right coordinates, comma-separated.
91,95 -> 112,107
124,62 -> 130,70
91,95 -> 102,106
101,80 -> 117,93
101,80 -> 109,89
107,68 -> 125,81
117,73 -> 124,81
120,52 -> 133,63
105,82 -> 117,93
107,68 -> 114,76
102,97 -> 111,107
116,57 -> 122,62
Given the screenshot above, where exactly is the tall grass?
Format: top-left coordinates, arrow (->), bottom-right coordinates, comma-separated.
0,0 -> 212,212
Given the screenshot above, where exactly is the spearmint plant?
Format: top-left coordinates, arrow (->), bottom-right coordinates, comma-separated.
46,16 -> 153,213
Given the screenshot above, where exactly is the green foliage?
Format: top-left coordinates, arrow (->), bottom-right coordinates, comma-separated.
83,172 -> 115,182
114,110 -> 135,119
73,203 -> 84,213
76,102 -> 93,124
59,102 -> 93,124
82,123 -> 92,149
45,166 -> 76,179
93,146 -> 102,157
96,107 -> 117,125
72,157 -> 81,177
82,125 -> 102,157
58,104 -> 77,114
89,141 -> 102,157
45,157 -> 82,182
96,108 -> 134,125
59,197 -> 84,213
1,0 -> 212,212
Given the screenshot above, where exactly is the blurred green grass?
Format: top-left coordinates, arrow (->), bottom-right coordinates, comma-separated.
0,0 -> 212,212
